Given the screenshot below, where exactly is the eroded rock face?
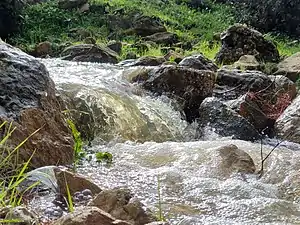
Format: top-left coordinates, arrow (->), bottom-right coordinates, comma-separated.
0,40 -> 74,167
275,95 -> 300,144
61,44 -> 118,64
53,207 -> 131,225
217,144 -> 256,175
179,54 -> 218,72
88,188 -> 156,225
215,24 -> 280,65
196,97 -> 260,141
142,66 -> 215,122
274,52 -> 300,82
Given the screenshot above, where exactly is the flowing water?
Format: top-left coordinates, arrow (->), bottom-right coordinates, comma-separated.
41,59 -> 300,225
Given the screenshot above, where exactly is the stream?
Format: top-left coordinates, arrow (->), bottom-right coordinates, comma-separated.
39,59 -> 300,225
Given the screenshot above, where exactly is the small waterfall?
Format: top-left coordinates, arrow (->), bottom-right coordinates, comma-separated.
38,58 -> 300,225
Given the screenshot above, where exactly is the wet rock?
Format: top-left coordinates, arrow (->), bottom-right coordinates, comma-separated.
4,206 -> 38,225
275,94 -> 300,144
53,206 -> 131,225
142,66 -> 215,122
58,0 -> 87,9
34,41 -> 52,57
143,32 -> 178,46
233,55 -> 261,71
217,144 -> 256,174
131,15 -> 167,37
274,52 -> 300,82
0,40 -> 74,167
214,68 -> 273,100
196,97 -> 260,141
179,54 -> 218,72
107,41 -> 122,55
88,188 -> 156,225
128,56 -> 166,66
215,24 -> 280,65
268,75 -> 297,100
61,44 -> 118,64
54,167 -> 102,197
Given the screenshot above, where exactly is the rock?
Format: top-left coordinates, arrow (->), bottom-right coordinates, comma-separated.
83,37 -> 96,45
128,56 -> 166,66
274,52 -> 300,82
107,41 -> 122,55
215,24 -> 280,65
214,68 -> 273,100
217,144 -> 256,175
164,50 -> 183,64
131,15 -> 167,37
88,188 -> 156,225
233,55 -> 261,71
58,0 -> 87,9
143,32 -> 178,46
0,40 -> 74,167
4,206 -> 38,225
275,94 -> 300,144
0,0 -> 23,39
34,41 -> 52,57
78,2 -> 89,13
61,44 -> 118,64
54,167 -> 102,197
179,54 -> 218,72
53,206 -> 132,225
196,97 -> 260,141
268,75 -> 297,100
142,66 -> 215,122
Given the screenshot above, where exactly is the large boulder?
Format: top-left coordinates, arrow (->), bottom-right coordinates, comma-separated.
196,97 -> 260,141
53,207 -> 131,225
215,24 -> 280,65
61,44 -> 118,64
88,188 -> 156,225
131,15 -> 167,37
141,66 -> 215,122
121,56 -> 166,67
143,32 -> 178,46
274,52 -> 300,82
275,95 -> 300,144
179,54 -> 218,72
0,41 -> 74,167
214,68 -> 273,100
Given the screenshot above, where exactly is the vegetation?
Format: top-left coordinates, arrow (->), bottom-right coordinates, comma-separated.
0,121 -> 39,209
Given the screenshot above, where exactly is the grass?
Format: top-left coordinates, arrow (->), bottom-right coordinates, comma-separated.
0,121 -> 40,209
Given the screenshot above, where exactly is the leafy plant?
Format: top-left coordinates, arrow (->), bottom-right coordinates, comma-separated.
95,152 -> 113,164
66,119 -> 85,172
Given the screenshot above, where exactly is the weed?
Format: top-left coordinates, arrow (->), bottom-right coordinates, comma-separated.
95,152 -> 113,164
